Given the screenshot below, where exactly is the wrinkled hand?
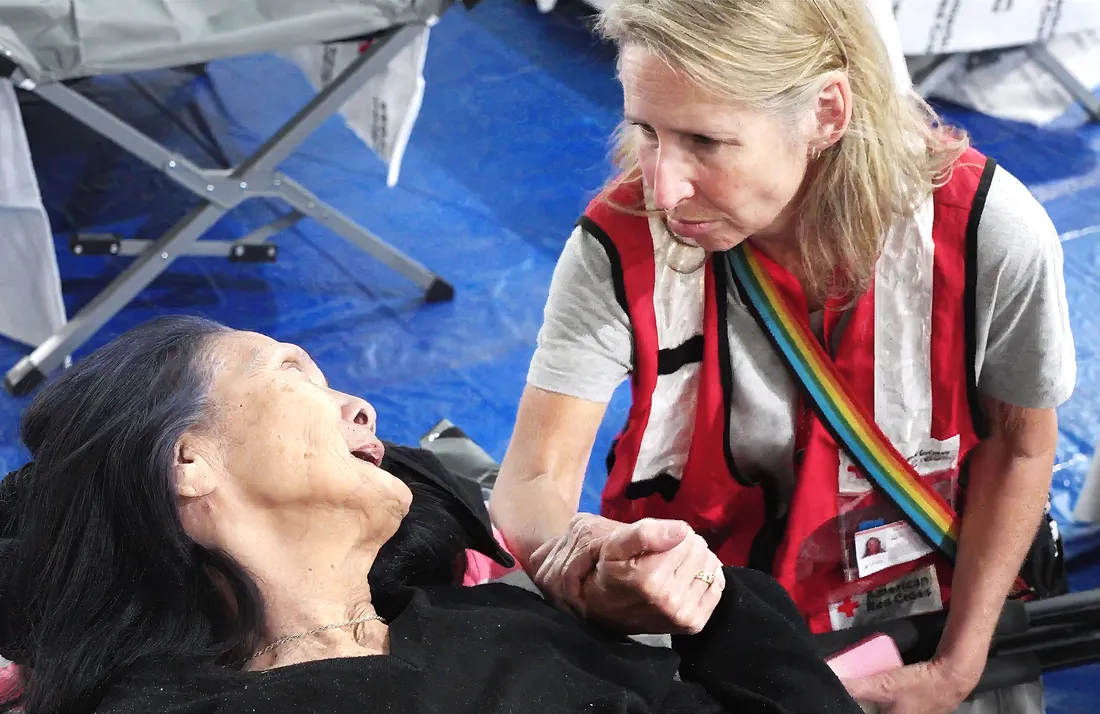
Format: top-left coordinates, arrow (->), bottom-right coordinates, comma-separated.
529,513 -> 623,615
842,658 -> 982,714
530,513 -> 725,635
582,518 -> 726,635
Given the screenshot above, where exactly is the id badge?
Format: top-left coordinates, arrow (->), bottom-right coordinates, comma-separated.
853,521 -> 934,579
836,436 -> 960,585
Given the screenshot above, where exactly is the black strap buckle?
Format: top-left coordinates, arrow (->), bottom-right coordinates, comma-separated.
0,51 -> 18,80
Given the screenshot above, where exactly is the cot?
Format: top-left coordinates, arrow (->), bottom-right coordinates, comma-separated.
0,0 -> 471,396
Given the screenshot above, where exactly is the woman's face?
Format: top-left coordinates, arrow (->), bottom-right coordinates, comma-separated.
620,45 -> 817,253
179,330 -> 412,543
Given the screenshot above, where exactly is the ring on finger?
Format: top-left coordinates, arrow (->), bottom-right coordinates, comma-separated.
693,569 -> 716,586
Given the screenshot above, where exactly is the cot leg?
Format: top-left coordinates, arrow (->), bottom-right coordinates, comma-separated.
275,176 -> 453,301
1027,43 -> 1100,122
4,203 -> 227,395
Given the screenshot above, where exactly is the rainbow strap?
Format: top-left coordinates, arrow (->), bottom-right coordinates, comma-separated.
726,244 -> 960,563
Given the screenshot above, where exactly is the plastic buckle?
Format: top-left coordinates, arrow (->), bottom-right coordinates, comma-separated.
0,50 -> 17,80
70,234 -> 121,256
228,244 -> 277,263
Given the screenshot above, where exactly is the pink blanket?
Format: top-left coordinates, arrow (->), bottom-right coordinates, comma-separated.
462,525 -> 522,586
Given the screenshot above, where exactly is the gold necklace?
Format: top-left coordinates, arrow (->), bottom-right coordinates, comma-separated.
250,613 -> 386,660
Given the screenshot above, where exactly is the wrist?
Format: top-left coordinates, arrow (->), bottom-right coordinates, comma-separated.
931,647 -> 986,695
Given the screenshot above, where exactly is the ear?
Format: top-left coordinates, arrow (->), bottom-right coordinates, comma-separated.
809,72 -> 852,153
175,433 -> 218,500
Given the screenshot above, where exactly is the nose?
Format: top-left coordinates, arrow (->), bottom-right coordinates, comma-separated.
650,146 -> 694,211
340,395 -> 377,433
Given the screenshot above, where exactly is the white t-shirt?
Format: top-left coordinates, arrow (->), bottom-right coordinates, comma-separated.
526,165 -> 1076,506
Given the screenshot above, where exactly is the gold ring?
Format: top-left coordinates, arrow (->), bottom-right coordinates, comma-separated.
694,570 -> 715,586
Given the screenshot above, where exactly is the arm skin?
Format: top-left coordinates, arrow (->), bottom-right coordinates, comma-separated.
488,385 -> 609,573
935,397 -> 1058,689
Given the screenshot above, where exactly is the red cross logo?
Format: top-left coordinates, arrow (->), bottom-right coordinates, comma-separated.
837,597 -> 860,619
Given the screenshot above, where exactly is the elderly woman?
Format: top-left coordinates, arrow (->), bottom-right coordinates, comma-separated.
0,316 -> 860,714
488,1 -> 1074,713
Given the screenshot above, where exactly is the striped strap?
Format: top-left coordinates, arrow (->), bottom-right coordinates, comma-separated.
726,244 -> 960,562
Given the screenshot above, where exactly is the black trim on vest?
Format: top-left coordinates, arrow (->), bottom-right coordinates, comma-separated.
964,158 -> 997,441
723,251 -> 786,572
657,335 -> 704,376
712,255 -> 751,488
579,216 -> 630,316
745,479 -> 788,575
580,215 -> 632,479
624,472 -> 682,502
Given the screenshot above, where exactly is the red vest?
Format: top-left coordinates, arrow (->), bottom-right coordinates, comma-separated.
583,149 -> 994,633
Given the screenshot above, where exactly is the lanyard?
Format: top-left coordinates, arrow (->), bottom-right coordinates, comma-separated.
725,243 -> 960,562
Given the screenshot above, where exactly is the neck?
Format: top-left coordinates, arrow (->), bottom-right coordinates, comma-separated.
223,517 -> 391,669
748,231 -> 831,312
748,228 -> 804,278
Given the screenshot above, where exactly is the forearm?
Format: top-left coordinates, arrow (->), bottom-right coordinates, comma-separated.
489,471 -> 577,572
489,387 -> 608,572
936,413 -> 1056,671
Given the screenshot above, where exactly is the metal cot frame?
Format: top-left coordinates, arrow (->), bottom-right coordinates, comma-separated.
0,24 -> 453,396
910,42 -> 1100,121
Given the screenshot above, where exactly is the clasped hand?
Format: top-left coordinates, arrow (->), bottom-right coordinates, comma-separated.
529,513 -> 726,635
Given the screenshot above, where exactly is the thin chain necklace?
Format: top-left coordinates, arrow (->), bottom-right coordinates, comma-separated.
249,614 -> 386,661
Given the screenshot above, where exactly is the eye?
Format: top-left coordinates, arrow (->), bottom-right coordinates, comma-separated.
632,122 -> 657,139
282,360 -> 304,372
690,134 -> 719,149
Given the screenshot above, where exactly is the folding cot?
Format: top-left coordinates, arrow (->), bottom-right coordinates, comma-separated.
0,0 -> 471,396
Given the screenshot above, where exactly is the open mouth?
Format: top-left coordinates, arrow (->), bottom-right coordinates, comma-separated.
351,443 -> 384,467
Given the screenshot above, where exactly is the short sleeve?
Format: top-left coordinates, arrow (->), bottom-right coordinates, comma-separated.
526,225 -> 633,403
972,166 -> 1076,409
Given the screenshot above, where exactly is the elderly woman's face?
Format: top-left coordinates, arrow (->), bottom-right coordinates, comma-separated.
620,45 -> 816,252
183,330 -> 412,538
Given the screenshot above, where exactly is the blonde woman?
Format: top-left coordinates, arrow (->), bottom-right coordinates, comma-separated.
490,1 -> 1074,712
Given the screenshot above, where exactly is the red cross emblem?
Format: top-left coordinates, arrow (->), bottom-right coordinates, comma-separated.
837,597 -> 860,619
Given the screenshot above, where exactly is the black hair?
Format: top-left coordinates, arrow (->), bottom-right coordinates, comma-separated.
0,315 -> 259,714
0,316 -> 493,714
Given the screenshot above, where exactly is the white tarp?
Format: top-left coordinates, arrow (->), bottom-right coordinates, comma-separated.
0,78 -> 65,349
893,0 -> 1100,56
928,29 -> 1100,126
284,21 -> 434,188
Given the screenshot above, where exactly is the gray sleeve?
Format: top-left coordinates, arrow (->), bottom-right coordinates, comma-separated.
973,166 -> 1076,409
526,225 -> 633,403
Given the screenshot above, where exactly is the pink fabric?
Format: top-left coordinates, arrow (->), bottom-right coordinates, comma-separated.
0,662 -> 23,706
462,526 -> 521,586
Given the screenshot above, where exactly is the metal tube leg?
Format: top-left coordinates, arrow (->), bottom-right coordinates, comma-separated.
4,203 -> 226,395
1028,43 -> 1100,122
912,53 -> 970,99
277,176 -> 453,301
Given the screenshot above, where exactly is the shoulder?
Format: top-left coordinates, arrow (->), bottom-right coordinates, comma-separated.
555,221 -> 618,285
966,163 -> 1076,408
974,163 -> 1061,269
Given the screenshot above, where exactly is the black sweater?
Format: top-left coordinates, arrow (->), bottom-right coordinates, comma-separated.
94,567 -> 861,714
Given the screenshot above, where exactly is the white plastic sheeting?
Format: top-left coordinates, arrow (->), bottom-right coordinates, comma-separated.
0,79 -> 65,350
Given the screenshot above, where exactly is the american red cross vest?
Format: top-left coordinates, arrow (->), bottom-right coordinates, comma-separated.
582,148 -> 995,633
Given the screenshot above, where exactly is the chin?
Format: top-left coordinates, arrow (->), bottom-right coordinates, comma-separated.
394,480 -> 414,514
698,231 -> 749,253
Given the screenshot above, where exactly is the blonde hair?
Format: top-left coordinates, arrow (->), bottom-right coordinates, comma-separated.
596,0 -> 969,300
